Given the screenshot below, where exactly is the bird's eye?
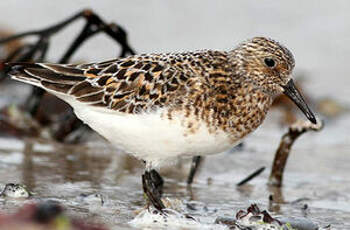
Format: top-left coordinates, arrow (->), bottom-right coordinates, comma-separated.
264,58 -> 276,68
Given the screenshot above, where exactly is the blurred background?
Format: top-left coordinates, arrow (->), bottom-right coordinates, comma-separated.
0,1 -> 349,229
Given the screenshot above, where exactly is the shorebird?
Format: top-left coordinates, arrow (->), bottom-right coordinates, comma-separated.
6,37 -> 316,211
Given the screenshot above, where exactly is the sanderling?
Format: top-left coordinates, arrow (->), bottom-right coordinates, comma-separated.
6,37 -> 316,211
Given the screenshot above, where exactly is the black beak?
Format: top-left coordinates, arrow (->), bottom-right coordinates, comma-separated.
282,79 -> 317,124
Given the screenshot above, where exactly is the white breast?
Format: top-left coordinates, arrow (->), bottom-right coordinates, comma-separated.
63,98 -> 237,167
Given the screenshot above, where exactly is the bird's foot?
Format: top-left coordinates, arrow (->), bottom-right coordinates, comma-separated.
142,169 -> 165,212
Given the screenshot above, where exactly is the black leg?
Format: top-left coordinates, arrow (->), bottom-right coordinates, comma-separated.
142,169 -> 165,211
187,156 -> 203,185
149,169 -> 164,196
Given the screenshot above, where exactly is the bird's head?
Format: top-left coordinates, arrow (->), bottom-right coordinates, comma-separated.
230,37 -> 316,124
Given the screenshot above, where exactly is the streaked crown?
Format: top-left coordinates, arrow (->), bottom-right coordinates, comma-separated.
229,37 -> 295,95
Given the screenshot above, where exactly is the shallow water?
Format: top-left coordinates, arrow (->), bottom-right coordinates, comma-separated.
0,110 -> 349,229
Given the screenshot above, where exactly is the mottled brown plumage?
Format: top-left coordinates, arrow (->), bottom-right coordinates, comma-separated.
7,37 -> 316,163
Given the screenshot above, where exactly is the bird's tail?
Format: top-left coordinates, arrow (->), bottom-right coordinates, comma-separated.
6,62 -> 87,94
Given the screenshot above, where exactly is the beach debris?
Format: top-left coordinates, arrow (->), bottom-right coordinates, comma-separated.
215,204 -> 319,230
236,166 -> 265,186
269,119 -> 323,187
0,9 -> 136,142
0,29 -> 23,70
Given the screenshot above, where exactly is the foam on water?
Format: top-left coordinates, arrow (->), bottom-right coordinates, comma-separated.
129,208 -> 228,230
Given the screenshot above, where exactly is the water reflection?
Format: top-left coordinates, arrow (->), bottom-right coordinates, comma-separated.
1,138 -> 144,190
22,142 -> 35,190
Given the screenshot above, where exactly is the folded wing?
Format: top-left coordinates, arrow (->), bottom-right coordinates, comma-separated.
6,55 -> 194,114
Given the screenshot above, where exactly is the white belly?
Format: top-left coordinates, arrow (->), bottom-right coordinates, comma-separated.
62,98 -> 237,167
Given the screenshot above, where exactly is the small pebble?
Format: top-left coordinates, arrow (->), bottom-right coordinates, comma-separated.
0,183 -> 31,198
278,217 -> 318,230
